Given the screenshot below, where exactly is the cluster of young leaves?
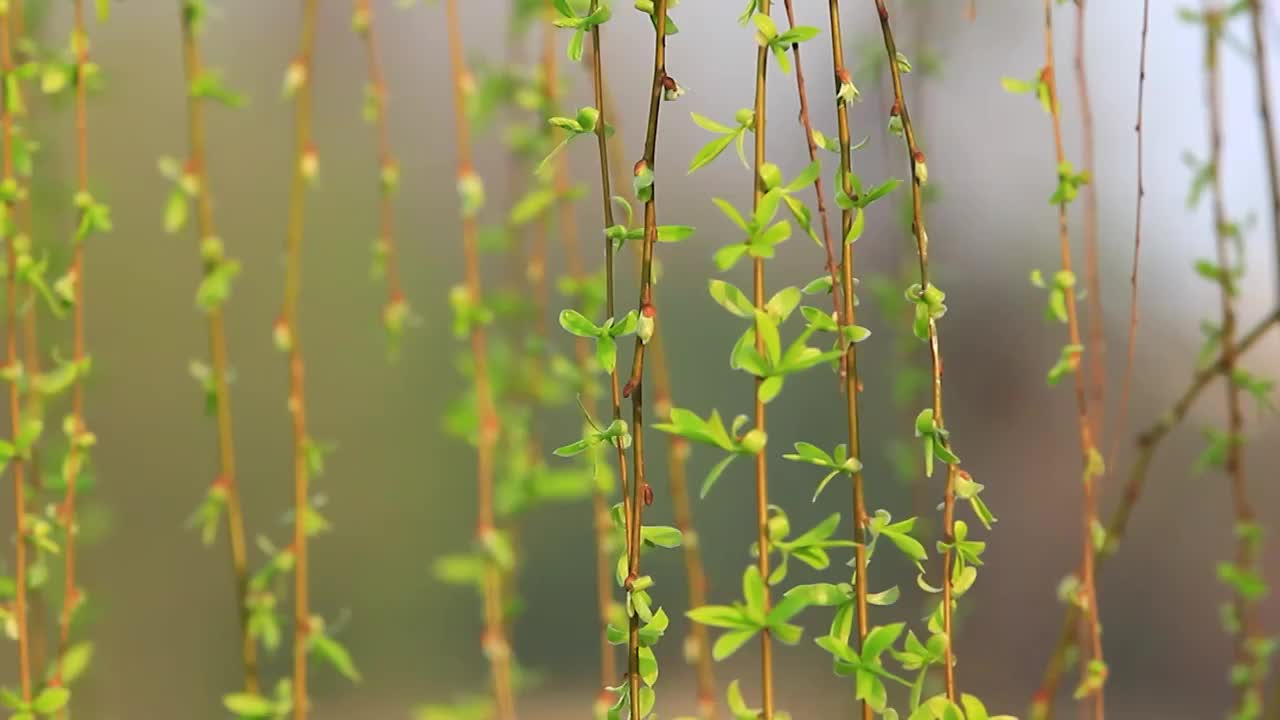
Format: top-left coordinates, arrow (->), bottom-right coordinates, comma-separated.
550,0 -> 611,62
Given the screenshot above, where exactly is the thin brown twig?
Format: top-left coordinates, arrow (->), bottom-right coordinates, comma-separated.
826,1 -> 870,718
1029,307 -> 1279,720
1040,4 -> 1106,716
872,0 -> 958,700
585,41 -> 716,717
353,0 -> 405,348
1107,0 -> 1151,512
749,3 -> 776,716
279,1 -> 320,716
541,15 -> 619,703
618,2 -> 669,716
1203,8 -> 1263,714
1074,0 -> 1105,444
179,1 -> 257,693
56,0 -> 91,694
782,0 -> 843,332
2,4 -> 32,703
443,1 -> 516,717
1247,0 -> 1280,288
14,0 -> 47,676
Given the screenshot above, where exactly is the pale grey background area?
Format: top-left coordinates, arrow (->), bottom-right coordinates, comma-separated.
1,0 -> 1277,717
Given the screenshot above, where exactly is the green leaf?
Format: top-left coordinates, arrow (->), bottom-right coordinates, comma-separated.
223,692 -> 275,716
31,687 -> 70,714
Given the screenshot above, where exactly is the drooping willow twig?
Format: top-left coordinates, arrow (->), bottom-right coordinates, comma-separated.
782,0 -> 843,327
352,0 -> 407,356
541,14 -> 619,702
618,0 -> 669,715
443,0 -> 516,716
1029,307 -> 1279,720
178,0 -> 257,693
748,2 -> 777,714
826,1 -> 870,717
1074,0 -> 1105,441
587,43 -> 716,714
872,0 -> 959,700
279,0 -> 319,714
1203,7 -> 1264,714
57,0 -> 93,692
2,2 -> 32,703
1039,2 -> 1106,715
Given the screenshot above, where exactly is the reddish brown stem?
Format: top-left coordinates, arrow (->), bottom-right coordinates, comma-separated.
1203,8 -> 1262,714
443,1 -> 516,717
353,0 -> 404,341
2,4 -> 32,703
542,15 -> 619,699
826,1 -> 870,717
782,0 -> 843,329
748,4 -> 777,717
1108,0 -> 1151,501
280,1 -> 320,716
621,2 -> 669,717
1074,0 -> 1105,443
586,41 -> 716,717
872,0 -> 958,700
179,1 -> 257,693
1040,3 -> 1105,716
56,0 -> 91,695
1030,308 -> 1279,718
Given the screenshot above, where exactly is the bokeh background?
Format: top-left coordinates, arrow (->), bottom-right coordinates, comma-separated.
1,0 -> 1278,717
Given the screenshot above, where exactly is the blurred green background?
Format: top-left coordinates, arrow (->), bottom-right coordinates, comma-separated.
0,0 -> 1278,717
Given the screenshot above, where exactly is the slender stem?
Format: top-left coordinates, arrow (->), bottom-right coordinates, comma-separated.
872,0 -> 958,700
15,0 -> 47,680
1029,307 -> 1279,720
1074,0 -> 1105,442
280,1 -> 319,716
353,0 -> 404,333
1203,9 -> 1263,714
56,0 -> 91,692
649,335 -> 717,718
782,0 -> 843,329
543,15 -> 618,699
1108,0 -> 1151,494
589,5 -> 633,539
2,4 -> 32,702
1040,5 -> 1106,716
179,1 -> 257,694
443,2 -> 516,717
826,2 -> 869,718
586,41 -> 716,717
1247,0 -> 1280,288
747,3 -> 777,716
620,3 -> 669,717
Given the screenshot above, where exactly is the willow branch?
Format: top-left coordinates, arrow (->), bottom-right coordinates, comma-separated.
543,14 -> 620,702
1074,0 -> 1105,441
1108,0 -> 1151,496
1204,8 -> 1263,714
1247,0 -> 1280,288
827,1 -> 870,717
1040,4 -> 1106,715
353,0 -> 405,349
179,1 -> 256,693
2,4 -> 32,702
1030,308 -> 1280,720
782,0 -> 843,328
585,39 -> 716,717
619,2 -> 669,717
872,0 -> 958,700
747,3 -> 777,716
56,0 -> 91,692
280,1 -> 319,715
443,1 -> 516,717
